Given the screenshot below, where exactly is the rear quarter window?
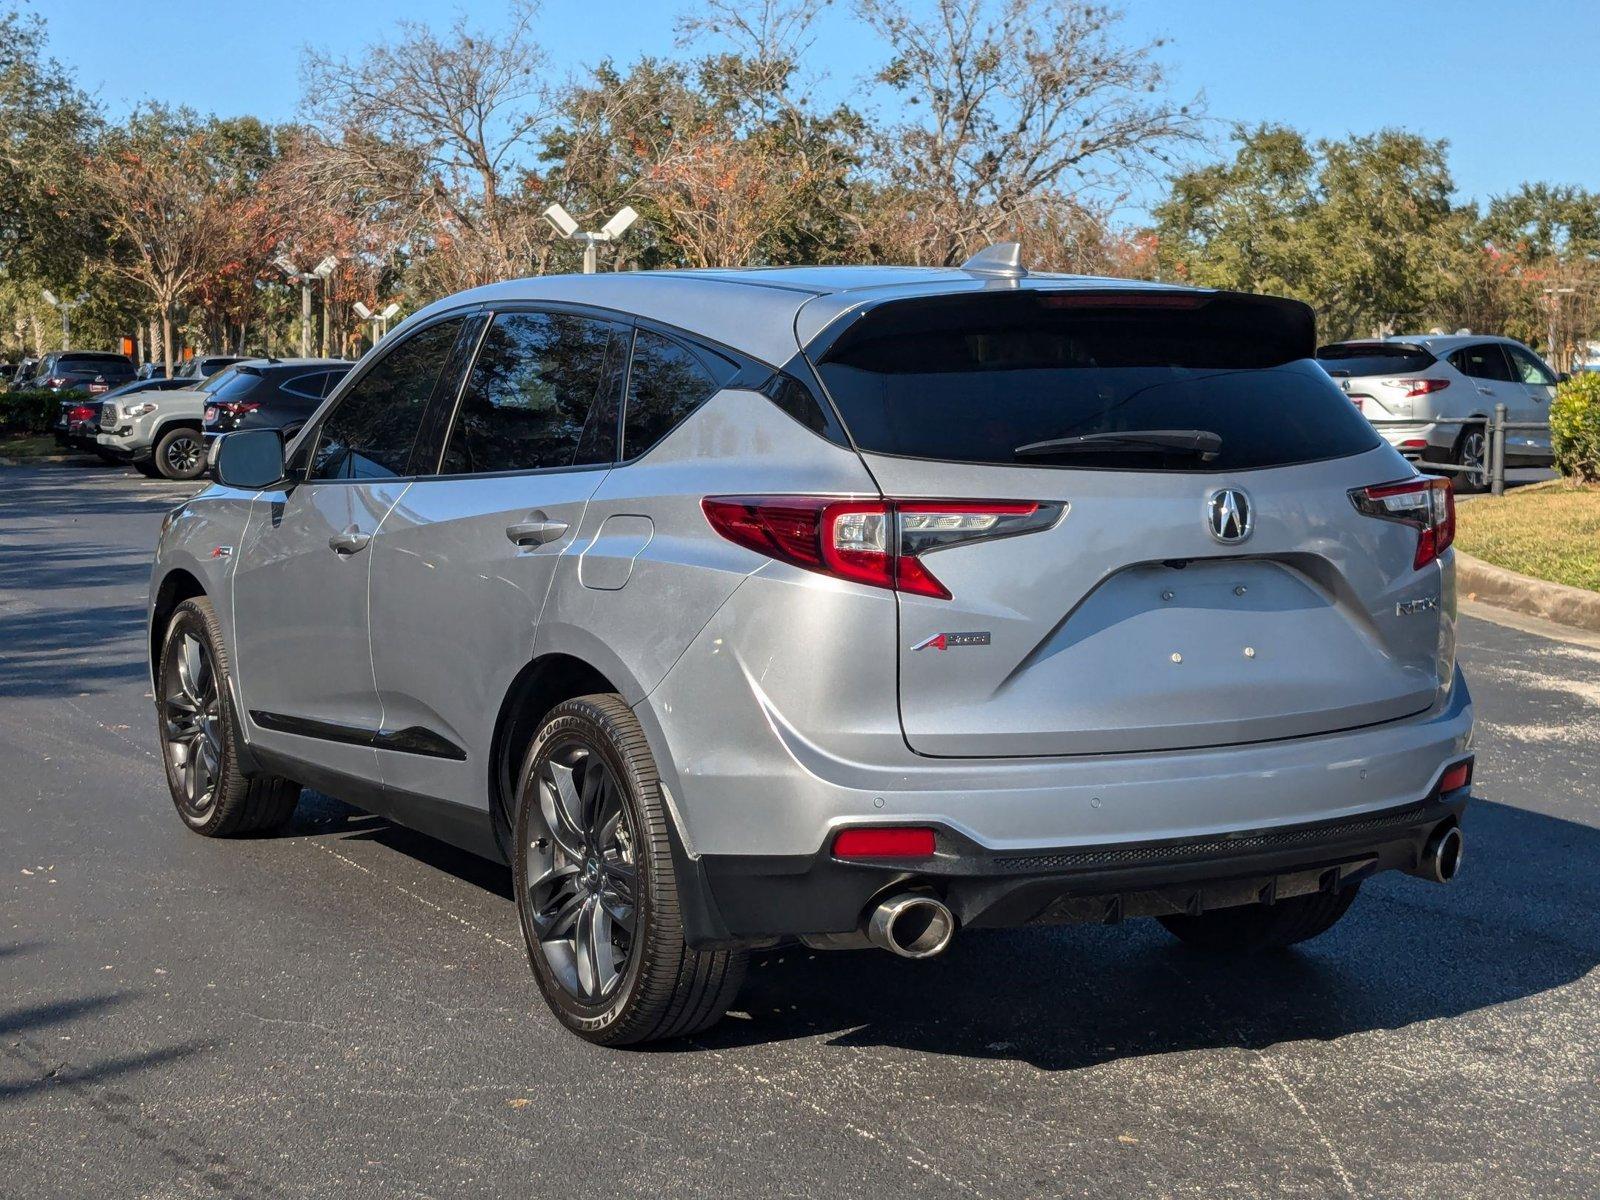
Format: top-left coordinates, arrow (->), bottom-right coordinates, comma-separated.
813,291 -> 1379,472
622,329 -> 735,460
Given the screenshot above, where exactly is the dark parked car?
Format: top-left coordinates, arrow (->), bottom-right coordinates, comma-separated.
30,351 -> 136,395
177,355 -> 248,381
53,378 -> 196,456
8,358 -> 39,390
202,359 -> 353,440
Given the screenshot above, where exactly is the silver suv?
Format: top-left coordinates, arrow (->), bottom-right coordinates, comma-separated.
1317,335 -> 1559,490
148,256 -> 1475,1045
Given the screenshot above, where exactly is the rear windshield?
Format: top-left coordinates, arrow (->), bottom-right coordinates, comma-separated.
60,353 -> 133,371
812,291 -> 1379,472
204,367 -> 264,400
1316,343 -> 1435,377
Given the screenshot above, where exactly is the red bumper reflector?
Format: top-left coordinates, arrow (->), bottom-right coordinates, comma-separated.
832,828 -> 936,859
1439,759 -> 1473,793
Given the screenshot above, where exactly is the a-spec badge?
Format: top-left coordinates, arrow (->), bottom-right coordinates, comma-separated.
912,631 -> 992,652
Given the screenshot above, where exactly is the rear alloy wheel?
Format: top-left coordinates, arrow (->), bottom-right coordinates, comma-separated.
1158,884 -> 1361,953
514,695 -> 746,1045
154,426 -> 206,480
157,597 -> 301,836
1452,424 -> 1488,493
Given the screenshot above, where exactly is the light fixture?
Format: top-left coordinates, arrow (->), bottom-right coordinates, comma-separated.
541,204 -> 640,274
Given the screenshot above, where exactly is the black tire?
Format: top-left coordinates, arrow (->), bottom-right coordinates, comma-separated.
1452,423 -> 1488,494
1158,884 -> 1361,953
155,597 -> 301,836
513,694 -> 746,1046
153,425 -> 206,480
133,457 -> 162,477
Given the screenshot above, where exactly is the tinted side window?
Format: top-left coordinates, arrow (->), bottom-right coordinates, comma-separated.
440,311 -> 623,475
623,330 -> 729,459
281,372 -> 327,400
310,318 -> 465,480
1451,345 -> 1515,382
1505,344 -> 1556,386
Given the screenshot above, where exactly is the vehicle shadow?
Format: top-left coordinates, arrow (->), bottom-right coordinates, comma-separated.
281,792 -> 514,900
288,789 -> 1600,1069
689,794 -> 1600,1068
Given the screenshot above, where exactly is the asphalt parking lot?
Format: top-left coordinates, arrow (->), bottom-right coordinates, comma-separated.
3,457 -> 1598,1199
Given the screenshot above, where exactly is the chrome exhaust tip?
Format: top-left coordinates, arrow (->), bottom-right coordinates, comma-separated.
1413,823 -> 1464,884
865,893 -> 956,959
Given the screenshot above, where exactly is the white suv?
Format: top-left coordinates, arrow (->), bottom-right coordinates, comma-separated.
1317,335 -> 1558,490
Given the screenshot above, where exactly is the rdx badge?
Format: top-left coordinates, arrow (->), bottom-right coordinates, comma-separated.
1396,595 -> 1440,616
912,631 -> 992,651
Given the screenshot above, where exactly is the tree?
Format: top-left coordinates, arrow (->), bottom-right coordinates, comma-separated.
0,5 -> 107,356
1473,184 -> 1600,367
857,0 -> 1202,265
545,49 -> 861,270
0,7 -> 102,283
90,107 -> 234,374
1156,126 -> 1468,340
301,0 -> 553,290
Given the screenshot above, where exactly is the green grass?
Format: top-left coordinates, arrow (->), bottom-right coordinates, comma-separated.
0,434 -> 59,459
1455,482 -> 1600,592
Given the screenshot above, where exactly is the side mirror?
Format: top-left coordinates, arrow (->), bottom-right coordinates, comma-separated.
1558,372 -> 1571,384
213,429 -> 286,489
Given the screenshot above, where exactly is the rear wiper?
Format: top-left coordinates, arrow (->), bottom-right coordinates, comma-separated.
1014,429 -> 1223,462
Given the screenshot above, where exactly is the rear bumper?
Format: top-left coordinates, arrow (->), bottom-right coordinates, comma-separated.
689,784 -> 1470,946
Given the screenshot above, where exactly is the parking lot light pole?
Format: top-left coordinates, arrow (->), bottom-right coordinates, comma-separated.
541,204 -> 639,274
41,289 -> 89,350
274,255 -> 338,358
352,301 -> 403,344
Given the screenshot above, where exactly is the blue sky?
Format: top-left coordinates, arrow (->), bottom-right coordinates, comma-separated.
41,0 -> 1599,221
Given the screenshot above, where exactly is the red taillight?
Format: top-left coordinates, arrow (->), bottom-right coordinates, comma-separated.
701,496 -> 1060,600
1438,759 -> 1473,793
67,405 -> 94,423
1383,378 -> 1451,397
832,827 -> 936,859
216,401 -> 261,417
1399,439 -> 1429,449
1349,477 -> 1456,570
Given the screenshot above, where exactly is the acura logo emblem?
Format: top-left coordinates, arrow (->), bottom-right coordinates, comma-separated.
1207,488 -> 1253,543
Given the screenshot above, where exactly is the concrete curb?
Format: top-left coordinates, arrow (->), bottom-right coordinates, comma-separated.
1456,551 -> 1600,634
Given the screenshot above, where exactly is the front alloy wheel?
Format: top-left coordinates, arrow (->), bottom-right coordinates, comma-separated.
155,597 -> 301,836
161,629 -> 222,820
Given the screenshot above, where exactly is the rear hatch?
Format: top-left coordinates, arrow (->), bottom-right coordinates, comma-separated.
1316,341 -> 1446,423
810,290 -> 1453,757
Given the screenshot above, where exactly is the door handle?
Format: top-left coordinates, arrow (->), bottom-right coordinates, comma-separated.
506,519 -> 568,547
328,525 -> 372,555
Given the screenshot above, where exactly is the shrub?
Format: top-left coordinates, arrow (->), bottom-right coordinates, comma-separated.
1550,372 -> 1600,483
0,389 -> 66,435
